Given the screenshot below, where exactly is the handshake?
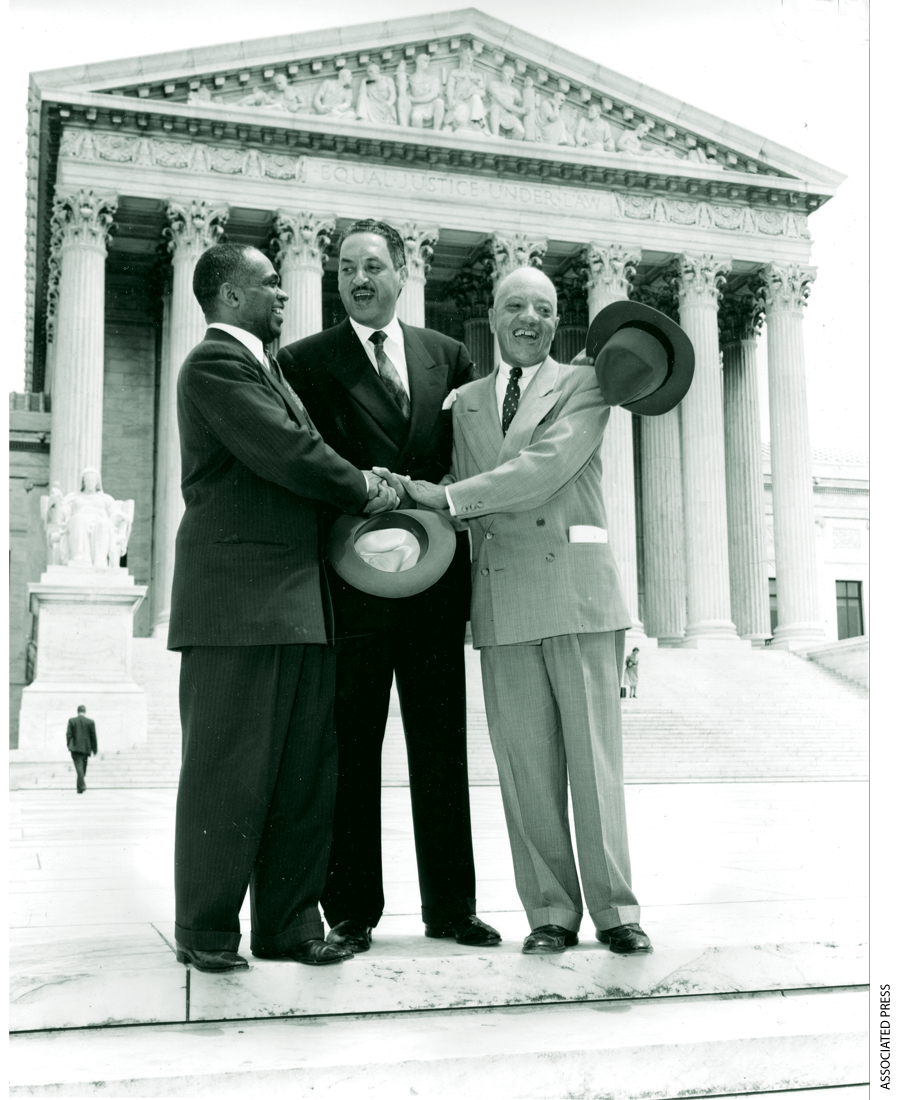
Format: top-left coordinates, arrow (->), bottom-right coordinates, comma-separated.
361,468 -> 450,514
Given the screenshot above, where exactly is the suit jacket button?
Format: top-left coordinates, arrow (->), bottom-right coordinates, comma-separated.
481,568 -> 489,576
485,532 -> 493,540
536,518 -> 546,527
546,553 -> 555,562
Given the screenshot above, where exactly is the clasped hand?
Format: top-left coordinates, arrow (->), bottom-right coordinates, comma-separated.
362,471 -> 400,514
371,467 -> 449,511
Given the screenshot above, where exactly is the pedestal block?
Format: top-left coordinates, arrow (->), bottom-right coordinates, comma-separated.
17,566 -> 148,761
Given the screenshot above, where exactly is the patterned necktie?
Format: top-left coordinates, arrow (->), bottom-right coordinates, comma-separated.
369,331 -> 411,420
267,351 -> 308,419
501,366 -> 523,435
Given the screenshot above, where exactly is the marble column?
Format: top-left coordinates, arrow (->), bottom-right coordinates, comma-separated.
463,316 -> 494,378
719,288 -> 770,644
761,263 -> 825,648
396,224 -> 439,327
151,199 -> 228,637
488,233 -> 548,370
584,242 -> 645,639
272,210 -> 335,343
677,253 -> 739,643
640,410 -> 686,645
47,189 -> 118,495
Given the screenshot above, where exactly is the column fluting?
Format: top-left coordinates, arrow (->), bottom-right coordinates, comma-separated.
151,199 -> 228,636
272,210 -> 335,343
761,262 -> 825,648
396,224 -> 439,327
677,253 -> 739,642
47,189 -> 118,495
584,242 -> 644,637
640,409 -> 686,644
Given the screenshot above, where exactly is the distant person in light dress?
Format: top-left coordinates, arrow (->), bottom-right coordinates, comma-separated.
624,648 -> 640,698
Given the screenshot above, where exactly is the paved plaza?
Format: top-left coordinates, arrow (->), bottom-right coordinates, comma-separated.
9,779 -> 868,1096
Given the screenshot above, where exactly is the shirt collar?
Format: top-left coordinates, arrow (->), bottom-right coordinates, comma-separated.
349,314 -> 403,347
498,357 -> 546,380
208,323 -> 269,369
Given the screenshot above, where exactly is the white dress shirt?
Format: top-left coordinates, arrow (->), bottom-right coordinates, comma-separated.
348,314 -> 410,396
446,358 -> 547,515
207,323 -> 271,372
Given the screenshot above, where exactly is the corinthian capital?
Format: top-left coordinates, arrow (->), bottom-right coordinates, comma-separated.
718,277 -> 766,344
164,199 -> 229,262
272,210 -> 336,273
399,223 -> 439,282
51,189 -> 118,252
676,253 -> 731,307
760,262 -> 816,314
583,242 -> 641,301
489,233 -> 548,283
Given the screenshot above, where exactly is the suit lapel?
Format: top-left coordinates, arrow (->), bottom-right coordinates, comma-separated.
454,372 -> 504,474
497,357 -> 562,465
204,328 -> 310,428
330,320 -> 409,448
397,323 -> 443,469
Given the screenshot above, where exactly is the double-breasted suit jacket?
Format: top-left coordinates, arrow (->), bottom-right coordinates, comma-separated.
277,318 -> 480,929
168,327 -> 369,957
446,357 -> 641,935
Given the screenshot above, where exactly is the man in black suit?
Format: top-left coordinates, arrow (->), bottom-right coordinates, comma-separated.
66,705 -> 97,793
168,242 -> 397,973
278,220 -> 500,953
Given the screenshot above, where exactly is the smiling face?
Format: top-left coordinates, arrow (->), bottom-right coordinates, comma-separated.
338,232 -> 407,329
228,248 -> 287,343
490,268 -> 560,369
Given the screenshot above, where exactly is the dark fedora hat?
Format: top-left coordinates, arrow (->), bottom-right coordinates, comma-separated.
327,508 -> 457,599
586,300 -> 695,416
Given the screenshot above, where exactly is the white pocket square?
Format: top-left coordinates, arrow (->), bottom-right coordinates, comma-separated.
441,389 -> 460,411
569,525 -> 608,544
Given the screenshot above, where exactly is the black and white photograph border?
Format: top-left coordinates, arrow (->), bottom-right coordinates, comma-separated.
5,0 -> 879,1097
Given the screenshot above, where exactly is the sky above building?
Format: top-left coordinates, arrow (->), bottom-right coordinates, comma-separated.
7,0 -> 869,452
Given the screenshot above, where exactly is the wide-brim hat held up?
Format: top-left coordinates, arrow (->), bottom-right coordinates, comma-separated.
327,508 -> 457,598
586,300 -> 695,416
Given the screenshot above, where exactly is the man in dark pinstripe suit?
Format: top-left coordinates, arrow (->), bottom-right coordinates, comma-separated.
167,243 -> 396,973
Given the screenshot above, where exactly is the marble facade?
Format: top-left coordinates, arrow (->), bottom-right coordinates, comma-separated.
14,10 -> 849,684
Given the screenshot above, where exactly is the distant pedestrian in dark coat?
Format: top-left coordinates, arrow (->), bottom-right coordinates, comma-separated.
66,705 -> 97,793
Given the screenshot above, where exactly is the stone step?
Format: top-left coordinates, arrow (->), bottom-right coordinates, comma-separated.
9,988 -> 868,1098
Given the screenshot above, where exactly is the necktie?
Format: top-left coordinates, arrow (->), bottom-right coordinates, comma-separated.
266,351 -> 308,419
369,331 -> 411,420
501,366 -> 523,434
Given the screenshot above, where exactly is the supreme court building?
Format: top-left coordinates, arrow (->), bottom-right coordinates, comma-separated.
11,9 -> 862,730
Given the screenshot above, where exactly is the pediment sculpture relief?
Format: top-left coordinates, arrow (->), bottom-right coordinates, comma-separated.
121,45 -> 738,167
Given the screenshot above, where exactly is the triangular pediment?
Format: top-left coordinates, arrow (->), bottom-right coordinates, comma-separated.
31,8 -> 843,193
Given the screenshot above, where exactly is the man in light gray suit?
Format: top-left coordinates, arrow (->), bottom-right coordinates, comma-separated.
378,267 -> 652,956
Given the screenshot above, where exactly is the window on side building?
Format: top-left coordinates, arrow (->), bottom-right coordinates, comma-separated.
835,580 -> 864,640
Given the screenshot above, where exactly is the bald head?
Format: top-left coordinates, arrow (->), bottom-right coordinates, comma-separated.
490,267 -> 559,369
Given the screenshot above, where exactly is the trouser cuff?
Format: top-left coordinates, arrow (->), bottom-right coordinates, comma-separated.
421,897 -> 476,925
250,910 -> 324,955
174,923 -> 241,953
526,906 -> 582,933
593,905 -> 641,932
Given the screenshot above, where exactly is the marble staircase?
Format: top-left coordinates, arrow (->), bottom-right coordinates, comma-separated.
10,637 -> 867,790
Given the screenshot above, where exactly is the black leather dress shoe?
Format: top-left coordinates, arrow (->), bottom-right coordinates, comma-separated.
326,919 -> 373,954
522,924 -> 579,955
424,914 -> 501,947
175,945 -> 249,972
597,923 -> 653,954
252,938 -> 353,966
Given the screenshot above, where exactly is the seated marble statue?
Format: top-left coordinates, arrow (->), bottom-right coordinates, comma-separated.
537,92 -> 575,146
42,467 -> 134,569
575,103 -> 616,152
312,68 -> 355,117
356,62 -> 397,125
444,46 -> 487,132
403,54 -> 445,130
238,73 -> 310,113
488,65 -> 529,141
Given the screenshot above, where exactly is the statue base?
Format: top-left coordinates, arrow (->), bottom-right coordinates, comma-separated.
16,570 -> 148,762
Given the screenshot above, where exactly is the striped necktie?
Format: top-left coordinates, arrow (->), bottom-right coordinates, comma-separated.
369,331 -> 411,420
501,366 -> 523,434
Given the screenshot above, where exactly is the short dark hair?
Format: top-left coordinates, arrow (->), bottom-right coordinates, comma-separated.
192,243 -> 258,314
77,705 -> 86,714
340,219 -> 405,269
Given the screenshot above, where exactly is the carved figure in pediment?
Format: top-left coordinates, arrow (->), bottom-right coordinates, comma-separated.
396,60 -> 412,126
237,73 -> 309,113
356,62 -> 397,125
488,64 -> 529,141
617,121 -> 683,161
187,85 -> 213,105
521,78 -> 538,142
575,103 -> 615,152
444,46 -> 487,132
402,54 -> 445,131
536,91 -> 575,146
313,68 -> 355,118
